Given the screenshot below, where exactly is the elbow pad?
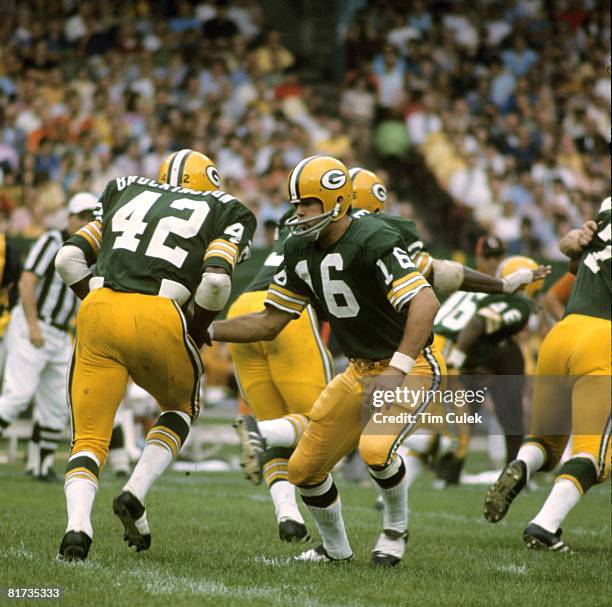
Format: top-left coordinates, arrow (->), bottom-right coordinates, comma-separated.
195,272 -> 231,311
432,259 -> 464,294
55,246 -> 90,286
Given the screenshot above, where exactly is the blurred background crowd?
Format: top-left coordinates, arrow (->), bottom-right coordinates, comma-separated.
0,0 -> 609,258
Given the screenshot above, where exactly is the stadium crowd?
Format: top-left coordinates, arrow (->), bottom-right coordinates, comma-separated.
0,0 -> 610,257
343,0 -> 610,256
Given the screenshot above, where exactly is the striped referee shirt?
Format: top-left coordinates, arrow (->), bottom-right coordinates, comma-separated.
23,229 -> 79,332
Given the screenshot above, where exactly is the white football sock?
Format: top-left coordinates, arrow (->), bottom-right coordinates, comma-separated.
65,478 -> 97,539
370,456 -> 408,533
123,443 -> 173,504
108,447 -> 130,474
516,443 -> 546,479
270,481 -> 304,524
26,440 -> 40,475
402,451 -> 424,488
401,430 -> 436,455
259,419 -> 296,448
531,478 -> 581,533
305,499 -> 352,559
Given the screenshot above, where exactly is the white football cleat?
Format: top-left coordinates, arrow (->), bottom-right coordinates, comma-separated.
294,544 -> 352,563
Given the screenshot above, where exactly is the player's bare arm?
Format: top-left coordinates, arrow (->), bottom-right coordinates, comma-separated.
429,258 -> 550,295
211,305 -> 293,343
559,220 -> 598,259
18,271 -> 44,348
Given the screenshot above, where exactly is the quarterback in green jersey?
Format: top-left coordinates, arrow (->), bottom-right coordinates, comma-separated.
212,155 -> 445,567
484,198 -> 611,553
54,149 -> 256,561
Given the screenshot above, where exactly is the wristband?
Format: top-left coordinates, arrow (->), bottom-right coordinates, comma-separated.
446,348 -> 466,369
389,352 -> 416,374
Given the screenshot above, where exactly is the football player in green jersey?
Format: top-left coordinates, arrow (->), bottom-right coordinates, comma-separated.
54,149 -> 256,561
211,155 -> 444,566
349,169 -> 548,489
484,199 -> 611,552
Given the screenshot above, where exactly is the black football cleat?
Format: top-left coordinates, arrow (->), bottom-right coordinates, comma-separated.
57,531 -> 92,562
233,415 -> 265,485
484,460 -> 527,523
434,453 -> 464,486
371,529 -> 409,567
523,523 -> 571,553
279,519 -> 310,543
36,468 -> 60,483
112,491 -> 151,552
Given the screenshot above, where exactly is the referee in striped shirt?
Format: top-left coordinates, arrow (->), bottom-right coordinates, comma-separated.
0,193 -> 98,480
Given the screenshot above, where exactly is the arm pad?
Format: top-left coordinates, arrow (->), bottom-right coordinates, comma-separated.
195,272 -> 231,311
432,259 -> 464,294
55,245 -> 90,286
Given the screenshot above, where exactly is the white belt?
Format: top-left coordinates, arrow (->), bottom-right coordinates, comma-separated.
89,277 -> 191,306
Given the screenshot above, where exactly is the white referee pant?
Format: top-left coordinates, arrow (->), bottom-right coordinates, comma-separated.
0,305 -> 71,431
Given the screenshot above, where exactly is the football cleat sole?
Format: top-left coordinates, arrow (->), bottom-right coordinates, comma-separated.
484,460 -> 527,523
523,523 -> 571,553
57,530 -> 92,562
112,491 -> 151,553
233,415 -> 264,485
279,519 -> 311,543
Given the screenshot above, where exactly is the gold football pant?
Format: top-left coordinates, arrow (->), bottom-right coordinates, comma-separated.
288,346 -> 446,487
68,288 -> 203,467
227,290 -> 332,420
525,314 -> 611,489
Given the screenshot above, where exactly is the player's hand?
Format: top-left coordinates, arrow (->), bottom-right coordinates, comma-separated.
362,366 -> 405,413
577,220 -> 597,247
501,265 -> 551,294
28,322 -> 45,348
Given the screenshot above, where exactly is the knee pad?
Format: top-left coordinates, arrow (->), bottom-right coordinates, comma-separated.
288,455 -> 325,487
359,436 -> 394,468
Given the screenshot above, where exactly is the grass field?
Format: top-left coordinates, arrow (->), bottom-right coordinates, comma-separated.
0,449 -> 609,607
